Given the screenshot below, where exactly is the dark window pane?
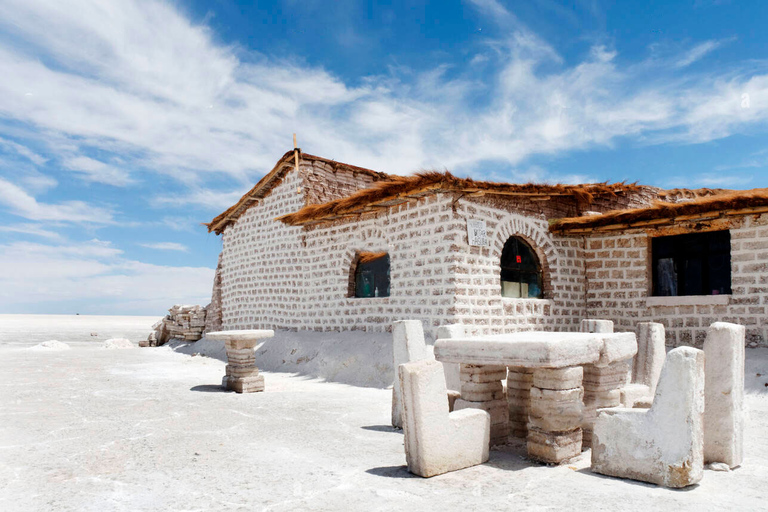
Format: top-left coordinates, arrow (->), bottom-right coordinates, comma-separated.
355,253 -> 390,298
500,237 -> 543,299
651,230 -> 731,297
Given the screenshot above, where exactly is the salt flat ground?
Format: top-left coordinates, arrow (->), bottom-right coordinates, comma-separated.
0,314 -> 161,347
1,323 -> 768,511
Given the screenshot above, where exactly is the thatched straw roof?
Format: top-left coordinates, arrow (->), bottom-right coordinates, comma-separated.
206,150 -> 392,235
551,188 -> 768,233
277,171 -> 647,226
657,187 -> 733,202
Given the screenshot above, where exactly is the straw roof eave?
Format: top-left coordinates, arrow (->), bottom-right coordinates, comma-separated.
550,188 -> 768,233
277,171 -> 648,226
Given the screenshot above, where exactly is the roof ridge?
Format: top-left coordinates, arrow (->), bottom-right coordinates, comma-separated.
551,187 -> 768,233
206,150 -> 396,234
278,170 -> 652,226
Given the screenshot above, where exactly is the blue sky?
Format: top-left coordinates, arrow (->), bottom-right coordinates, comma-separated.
1,0 -> 767,314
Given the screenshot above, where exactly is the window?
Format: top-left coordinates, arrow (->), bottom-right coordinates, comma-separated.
651,230 -> 731,297
353,252 -> 390,298
500,237 -> 543,298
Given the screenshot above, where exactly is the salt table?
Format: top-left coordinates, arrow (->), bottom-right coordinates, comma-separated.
206,330 -> 275,393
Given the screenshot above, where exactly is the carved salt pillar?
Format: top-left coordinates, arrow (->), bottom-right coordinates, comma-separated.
527,366 -> 584,464
507,366 -> 533,439
582,361 -> 631,447
206,330 -> 274,393
454,364 -> 508,447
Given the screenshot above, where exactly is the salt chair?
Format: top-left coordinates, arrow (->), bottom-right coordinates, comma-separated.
400,359 -> 490,477
591,346 -> 705,488
620,322 -> 665,408
392,320 -> 430,428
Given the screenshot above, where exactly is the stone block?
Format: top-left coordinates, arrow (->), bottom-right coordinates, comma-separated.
436,324 -> 467,391
703,322 -> 745,469
392,320 -> 430,428
580,319 -> 614,333
460,370 -> 508,383
595,336 -> 637,368
454,398 -> 507,420
583,362 -> 631,391
400,360 -> 490,477
591,347 -> 705,488
527,427 -> 582,464
506,367 -> 533,386
529,387 -> 584,432
224,374 -> 265,393
533,366 -> 583,390
633,322 -> 666,392
507,367 -> 532,439
621,383 -> 651,409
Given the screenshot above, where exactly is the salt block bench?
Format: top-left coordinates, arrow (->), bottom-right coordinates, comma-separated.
591,346 -> 705,488
392,320 -> 431,428
434,331 -> 637,463
205,330 -> 274,393
400,359 -> 490,477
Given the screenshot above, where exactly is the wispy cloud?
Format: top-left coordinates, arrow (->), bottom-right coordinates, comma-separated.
153,188 -> 249,211
63,156 -> 135,186
0,0 -> 766,194
675,38 -> 733,68
0,136 -> 47,165
0,223 -> 65,241
664,172 -> 754,188
0,240 -> 213,313
139,242 -> 189,252
0,178 -> 114,224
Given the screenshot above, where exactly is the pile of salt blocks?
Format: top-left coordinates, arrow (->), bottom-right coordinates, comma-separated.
141,304 -> 207,347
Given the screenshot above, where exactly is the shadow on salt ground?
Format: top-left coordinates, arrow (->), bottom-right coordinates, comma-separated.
366,445 -> 534,479
190,384 -> 231,393
574,467 -> 700,491
366,465 -> 417,479
361,425 -> 402,434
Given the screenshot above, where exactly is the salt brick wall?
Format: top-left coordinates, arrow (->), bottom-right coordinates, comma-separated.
302,160 -> 386,205
297,194 -> 459,337
220,170 -> 307,330
450,198 -> 586,335
204,253 -> 223,333
219,162 -> 393,331
217,162 -> 673,339
582,214 -> 768,347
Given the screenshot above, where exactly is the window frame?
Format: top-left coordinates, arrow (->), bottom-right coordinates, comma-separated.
499,236 -> 544,299
350,251 -> 391,299
650,230 -> 732,297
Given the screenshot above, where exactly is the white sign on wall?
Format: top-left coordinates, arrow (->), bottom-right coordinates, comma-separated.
467,219 -> 488,247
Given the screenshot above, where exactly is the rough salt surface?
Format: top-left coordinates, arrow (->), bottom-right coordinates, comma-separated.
28,340 -> 70,351
103,338 -> 135,349
2,321 -> 768,510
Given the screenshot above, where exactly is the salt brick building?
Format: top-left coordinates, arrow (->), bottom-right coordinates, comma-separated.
206,149 -> 768,348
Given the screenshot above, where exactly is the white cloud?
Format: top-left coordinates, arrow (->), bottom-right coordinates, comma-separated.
0,0 -> 764,192
675,39 -> 732,68
0,223 -> 65,241
665,173 -> 754,188
139,242 -> 189,252
153,188 -> 249,211
63,156 -> 135,186
0,178 -> 114,224
0,136 -> 47,165
0,240 -> 214,313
